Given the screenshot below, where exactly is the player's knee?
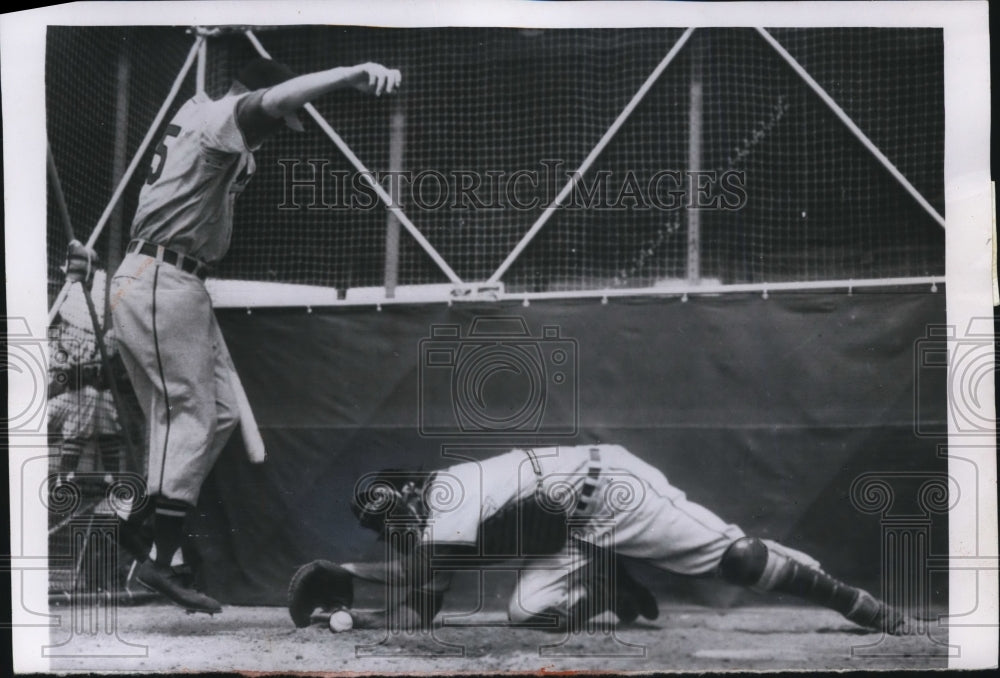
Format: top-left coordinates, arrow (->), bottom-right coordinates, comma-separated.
719,536 -> 770,587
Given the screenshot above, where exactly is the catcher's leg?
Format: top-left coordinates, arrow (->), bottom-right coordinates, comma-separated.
507,552 -> 581,629
720,536 -> 906,634
508,542 -> 657,629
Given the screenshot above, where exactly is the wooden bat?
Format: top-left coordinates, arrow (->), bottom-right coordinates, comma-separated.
228,361 -> 267,464
213,323 -> 267,464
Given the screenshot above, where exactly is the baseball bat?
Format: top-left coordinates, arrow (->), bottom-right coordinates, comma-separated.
228,361 -> 267,464
213,323 -> 267,464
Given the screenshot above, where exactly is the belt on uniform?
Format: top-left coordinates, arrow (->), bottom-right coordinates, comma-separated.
525,447 -> 603,517
524,448 -> 543,479
127,239 -> 210,280
574,447 -> 603,516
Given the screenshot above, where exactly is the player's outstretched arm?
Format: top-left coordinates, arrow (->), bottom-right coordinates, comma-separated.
358,550 -> 450,631
261,63 -> 401,117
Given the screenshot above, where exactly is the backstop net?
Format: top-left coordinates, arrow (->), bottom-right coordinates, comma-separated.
48,25 -> 944,303
43,24 -> 945,598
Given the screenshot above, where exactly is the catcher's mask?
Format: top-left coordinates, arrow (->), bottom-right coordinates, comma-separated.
351,469 -> 429,538
234,57 -> 304,132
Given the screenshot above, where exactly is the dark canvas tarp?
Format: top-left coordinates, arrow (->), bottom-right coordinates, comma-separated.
190,291 -> 946,606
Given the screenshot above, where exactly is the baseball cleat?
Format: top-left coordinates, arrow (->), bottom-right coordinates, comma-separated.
631,580 -> 659,622
613,562 -> 659,623
845,591 -> 907,635
136,559 -> 222,615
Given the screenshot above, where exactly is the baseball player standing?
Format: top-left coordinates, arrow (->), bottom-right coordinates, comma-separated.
106,56 -> 401,614
290,444 -> 906,635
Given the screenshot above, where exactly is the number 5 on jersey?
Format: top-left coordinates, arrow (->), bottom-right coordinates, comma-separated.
146,124 -> 182,185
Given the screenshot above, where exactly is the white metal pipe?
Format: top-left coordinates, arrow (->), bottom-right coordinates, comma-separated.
755,27 -> 945,230
487,27 -> 697,284
209,275 -> 943,310
384,101 -> 405,297
244,29 -> 463,285
687,44 -> 703,282
196,38 -> 207,94
49,36 -> 203,324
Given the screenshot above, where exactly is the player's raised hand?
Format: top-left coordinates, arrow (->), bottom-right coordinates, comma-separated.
351,63 -> 402,96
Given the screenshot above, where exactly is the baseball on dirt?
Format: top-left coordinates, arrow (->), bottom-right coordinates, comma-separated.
328,610 -> 353,633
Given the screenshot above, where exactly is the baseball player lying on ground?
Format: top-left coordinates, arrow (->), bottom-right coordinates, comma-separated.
288,444 -> 907,635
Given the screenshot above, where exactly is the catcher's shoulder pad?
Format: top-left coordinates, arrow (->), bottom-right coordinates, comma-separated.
288,560 -> 355,628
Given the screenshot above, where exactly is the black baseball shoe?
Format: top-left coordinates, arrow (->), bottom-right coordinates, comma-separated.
136,559 -> 222,614
614,560 -> 659,623
845,590 -> 908,635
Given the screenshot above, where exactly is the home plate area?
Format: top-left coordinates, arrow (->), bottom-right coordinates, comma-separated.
47,603 -> 948,673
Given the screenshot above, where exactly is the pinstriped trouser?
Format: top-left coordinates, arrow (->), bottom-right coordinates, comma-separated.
508,445 -> 746,622
110,251 -> 239,505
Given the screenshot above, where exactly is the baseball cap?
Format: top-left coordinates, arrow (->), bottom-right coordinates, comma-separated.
235,57 -> 304,132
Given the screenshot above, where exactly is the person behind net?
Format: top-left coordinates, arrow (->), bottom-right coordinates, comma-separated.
48,267 -> 127,488
71,56 -> 404,614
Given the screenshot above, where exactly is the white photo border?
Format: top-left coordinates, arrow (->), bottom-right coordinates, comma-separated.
3,1 -> 994,672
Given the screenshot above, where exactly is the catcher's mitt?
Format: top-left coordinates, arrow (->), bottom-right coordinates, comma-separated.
287,560 -> 354,628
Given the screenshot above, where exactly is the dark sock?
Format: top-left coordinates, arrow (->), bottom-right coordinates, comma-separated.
59,439 -> 85,474
153,498 -> 191,568
116,498 -> 154,562
771,560 -> 862,616
98,434 -> 123,475
721,538 -> 872,619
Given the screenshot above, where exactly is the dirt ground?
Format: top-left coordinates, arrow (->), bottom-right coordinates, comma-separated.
45,602 -> 950,674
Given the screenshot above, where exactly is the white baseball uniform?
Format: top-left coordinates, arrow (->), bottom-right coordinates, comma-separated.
402,444 -> 745,623
109,90 -> 265,505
